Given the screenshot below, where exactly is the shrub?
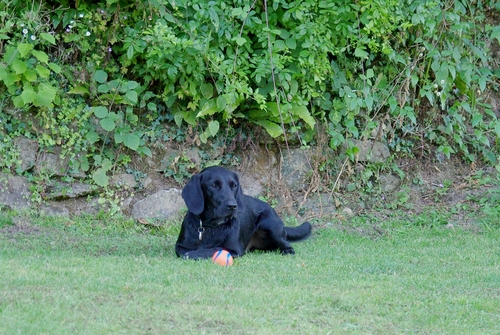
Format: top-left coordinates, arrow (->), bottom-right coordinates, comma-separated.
0,0 -> 499,186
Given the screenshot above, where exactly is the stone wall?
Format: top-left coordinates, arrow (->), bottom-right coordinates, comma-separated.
0,136 -> 396,221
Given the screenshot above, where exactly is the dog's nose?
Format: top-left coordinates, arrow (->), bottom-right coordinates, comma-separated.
227,202 -> 237,211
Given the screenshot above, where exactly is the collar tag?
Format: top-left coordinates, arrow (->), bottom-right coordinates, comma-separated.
198,220 -> 205,241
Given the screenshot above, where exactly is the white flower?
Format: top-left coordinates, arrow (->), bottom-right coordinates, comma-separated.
30,35 -> 36,40
22,28 -> 28,35
68,25 -> 73,29
440,79 -> 445,85
436,91 -> 441,97
434,84 -> 438,89
20,23 -> 25,27
85,31 -> 91,36
79,13 -> 84,18
70,20 -> 75,24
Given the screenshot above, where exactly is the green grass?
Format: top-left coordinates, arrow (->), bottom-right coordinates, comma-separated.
0,212 -> 499,335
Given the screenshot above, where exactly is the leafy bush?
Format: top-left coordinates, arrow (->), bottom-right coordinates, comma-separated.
0,0 -> 499,187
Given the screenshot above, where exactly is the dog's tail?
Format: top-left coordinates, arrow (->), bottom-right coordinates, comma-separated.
284,222 -> 312,242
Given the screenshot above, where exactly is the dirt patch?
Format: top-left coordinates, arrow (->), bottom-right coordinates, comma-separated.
0,217 -> 42,238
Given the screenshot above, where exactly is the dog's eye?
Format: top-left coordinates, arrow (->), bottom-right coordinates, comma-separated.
230,182 -> 238,189
210,182 -> 219,189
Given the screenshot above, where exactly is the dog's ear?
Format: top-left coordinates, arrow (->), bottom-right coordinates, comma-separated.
182,173 -> 204,215
234,173 -> 244,210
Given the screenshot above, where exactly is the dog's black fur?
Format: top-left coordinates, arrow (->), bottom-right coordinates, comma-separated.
175,166 -> 312,259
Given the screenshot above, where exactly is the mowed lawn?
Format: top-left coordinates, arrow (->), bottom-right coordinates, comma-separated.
0,215 -> 499,335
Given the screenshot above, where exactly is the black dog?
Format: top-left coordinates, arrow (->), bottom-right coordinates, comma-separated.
175,166 -> 312,259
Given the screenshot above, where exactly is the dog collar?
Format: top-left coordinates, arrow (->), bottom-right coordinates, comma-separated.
198,219 -> 205,241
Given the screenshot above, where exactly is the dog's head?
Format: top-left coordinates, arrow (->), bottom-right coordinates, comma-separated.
182,166 -> 243,226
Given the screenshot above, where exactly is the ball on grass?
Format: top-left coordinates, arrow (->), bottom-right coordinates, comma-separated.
212,249 -> 234,266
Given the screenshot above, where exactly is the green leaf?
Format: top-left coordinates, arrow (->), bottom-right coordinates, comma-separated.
40,32 -> 56,45
126,111 -> 139,124
454,75 -> 467,93
208,7 -> 219,29
365,96 -> 374,111
98,84 -> 110,93
274,40 -> 285,51
290,80 -> 299,96
285,37 -> 296,49
127,45 -> 134,59
93,106 -> 108,118
435,70 -> 448,87
100,117 -> 116,131
388,96 -> 398,112
17,43 -> 33,57
265,102 -> 280,117
92,168 -> 109,187
137,146 -> 152,157
24,69 -> 37,82
254,120 -> 283,138
125,81 -> 139,90
471,113 -> 482,127
114,130 -> 125,144
199,132 -> 208,144
125,90 -> 138,104
35,83 -> 57,108
208,120 -> 220,137
216,96 -> 227,111
11,60 -> 27,74
345,146 -> 360,161
31,50 -> 48,64
48,63 -> 61,73
411,74 -> 419,87
491,26 -> 500,43
86,131 -> 99,144
475,130 -> 490,147
234,37 -> 246,46
291,105 -> 316,129
197,99 -> 218,117
164,13 -> 175,23
438,145 -> 455,159
354,47 -> 369,59
35,65 -> 50,78
101,158 -> 113,171
94,70 -> 108,83
12,95 -> 24,108
200,83 -> 214,99
124,133 -> 140,150
231,7 -> 243,16
174,112 -> 183,127
69,85 -> 90,95
79,155 -> 90,172
147,102 -> 157,112
20,83 -> 36,105
495,123 -> 500,138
